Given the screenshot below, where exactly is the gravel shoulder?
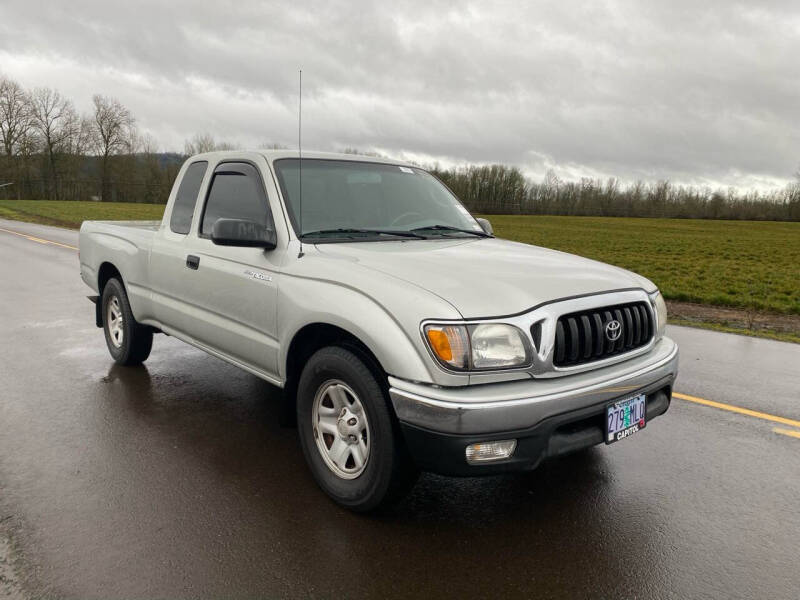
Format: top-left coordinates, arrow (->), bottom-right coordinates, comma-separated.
667,300 -> 800,343
0,524 -> 25,600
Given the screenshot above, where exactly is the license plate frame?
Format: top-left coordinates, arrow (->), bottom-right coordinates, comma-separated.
605,393 -> 647,444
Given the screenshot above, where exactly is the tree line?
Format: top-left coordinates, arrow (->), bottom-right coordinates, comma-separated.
0,75 -> 186,203
2,75 -> 799,220
431,165 -> 800,222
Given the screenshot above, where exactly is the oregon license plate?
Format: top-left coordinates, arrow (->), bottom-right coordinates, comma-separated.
606,394 -> 646,444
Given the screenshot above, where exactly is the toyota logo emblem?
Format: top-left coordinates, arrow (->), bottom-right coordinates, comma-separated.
605,319 -> 622,342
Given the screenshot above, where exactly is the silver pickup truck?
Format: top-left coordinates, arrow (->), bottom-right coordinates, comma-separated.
79,150 -> 678,511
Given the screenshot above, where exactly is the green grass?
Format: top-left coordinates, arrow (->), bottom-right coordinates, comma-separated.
485,215 -> 800,315
0,199 -> 165,229
1,201 -> 797,316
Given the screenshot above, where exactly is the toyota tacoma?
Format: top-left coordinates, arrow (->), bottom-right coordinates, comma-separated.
79,151 -> 678,511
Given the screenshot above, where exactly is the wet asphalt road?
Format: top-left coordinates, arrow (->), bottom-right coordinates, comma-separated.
1,219 -> 799,599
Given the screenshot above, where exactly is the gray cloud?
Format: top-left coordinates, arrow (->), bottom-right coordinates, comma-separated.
1,0 -> 798,188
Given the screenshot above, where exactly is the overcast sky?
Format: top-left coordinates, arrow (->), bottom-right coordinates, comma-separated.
1,0 -> 798,188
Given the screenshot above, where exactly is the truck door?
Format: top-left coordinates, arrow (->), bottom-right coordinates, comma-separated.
179,161 -> 282,380
149,160 -> 210,337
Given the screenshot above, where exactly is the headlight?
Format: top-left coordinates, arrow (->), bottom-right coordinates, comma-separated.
650,290 -> 667,339
424,323 -> 531,371
469,323 -> 530,369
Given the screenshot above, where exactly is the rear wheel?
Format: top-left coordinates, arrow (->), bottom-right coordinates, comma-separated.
297,346 -> 418,511
101,277 -> 153,366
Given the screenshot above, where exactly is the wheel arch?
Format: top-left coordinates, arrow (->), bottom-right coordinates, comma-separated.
284,323 -> 387,406
95,262 -> 123,327
98,261 -> 123,294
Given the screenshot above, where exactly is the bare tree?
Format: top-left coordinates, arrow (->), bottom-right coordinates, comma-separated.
341,147 -> 384,157
0,76 -> 33,198
57,115 -> 94,199
0,76 -> 31,157
184,132 -> 215,155
28,87 -> 81,199
184,132 -> 236,155
137,132 -> 168,203
260,142 -> 289,150
137,132 -> 158,156
92,95 -> 135,202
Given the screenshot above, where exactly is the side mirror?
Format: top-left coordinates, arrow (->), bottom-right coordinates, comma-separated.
476,217 -> 493,235
211,218 -> 277,249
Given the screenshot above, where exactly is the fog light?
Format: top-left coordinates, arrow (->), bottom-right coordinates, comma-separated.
465,439 -> 517,464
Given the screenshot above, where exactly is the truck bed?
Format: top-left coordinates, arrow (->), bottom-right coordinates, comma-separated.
79,220 -> 161,309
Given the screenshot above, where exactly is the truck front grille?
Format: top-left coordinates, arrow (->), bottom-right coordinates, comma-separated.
550,301 -> 654,367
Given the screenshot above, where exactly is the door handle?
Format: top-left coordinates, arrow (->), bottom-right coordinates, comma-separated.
186,255 -> 200,270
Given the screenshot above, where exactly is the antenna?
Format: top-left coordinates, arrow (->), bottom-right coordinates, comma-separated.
297,69 -> 304,258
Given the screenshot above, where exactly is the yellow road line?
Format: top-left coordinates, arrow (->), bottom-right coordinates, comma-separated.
773,428 -> 800,439
0,226 -> 78,251
673,391 -> 800,429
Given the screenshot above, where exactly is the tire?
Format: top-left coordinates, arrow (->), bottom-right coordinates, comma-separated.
297,346 -> 418,511
101,277 -> 153,366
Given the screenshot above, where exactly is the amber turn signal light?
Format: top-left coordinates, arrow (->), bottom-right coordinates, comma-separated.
424,324 -> 469,370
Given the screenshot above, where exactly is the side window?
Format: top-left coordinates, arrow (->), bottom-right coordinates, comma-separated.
169,161 -> 208,234
201,162 -> 273,237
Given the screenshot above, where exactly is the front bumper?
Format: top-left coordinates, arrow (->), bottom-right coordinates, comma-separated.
389,336 -> 678,475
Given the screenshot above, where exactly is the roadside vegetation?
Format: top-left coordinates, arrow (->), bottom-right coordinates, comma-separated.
0,199 -> 164,229
2,199 -> 796,314
2,75 -> 799,221
488,215 -> 800,316
436,164 -> 800,221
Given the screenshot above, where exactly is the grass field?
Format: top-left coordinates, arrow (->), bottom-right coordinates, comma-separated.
488,215 -> 800,316
1,200 -> 797,316
0,199 -> 165,229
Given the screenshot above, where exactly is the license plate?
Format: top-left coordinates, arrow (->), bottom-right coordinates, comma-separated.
606,393 -> 646,444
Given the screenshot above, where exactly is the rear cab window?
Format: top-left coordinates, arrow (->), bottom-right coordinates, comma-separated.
169,161 -> 208,234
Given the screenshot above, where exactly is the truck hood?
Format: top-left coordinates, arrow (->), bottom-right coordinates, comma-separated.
315,237 -> 655,318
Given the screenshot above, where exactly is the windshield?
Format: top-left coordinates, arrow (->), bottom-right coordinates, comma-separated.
273,159 -> 485,240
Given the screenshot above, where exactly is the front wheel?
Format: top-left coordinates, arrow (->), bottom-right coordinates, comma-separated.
101,277 -> 153,366
297,346 -> 418,511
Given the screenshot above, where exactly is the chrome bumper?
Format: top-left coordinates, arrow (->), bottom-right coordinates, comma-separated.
389,337 -> 678,435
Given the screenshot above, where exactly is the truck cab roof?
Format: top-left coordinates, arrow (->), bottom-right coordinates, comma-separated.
188,149 -> 417,168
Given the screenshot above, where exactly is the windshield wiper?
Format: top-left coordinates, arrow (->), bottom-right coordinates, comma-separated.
300,228 -> 426,239
410,224 -> 491,237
